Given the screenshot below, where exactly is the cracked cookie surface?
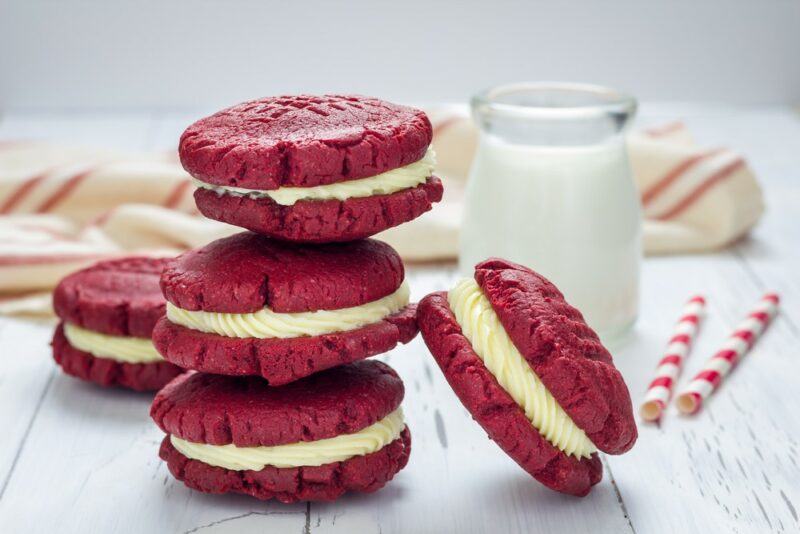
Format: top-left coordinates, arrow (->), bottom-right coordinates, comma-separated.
53,256 -> 171,337
151,361 -> 404,446
160,232 -> 405,313
179,94 -> 432,190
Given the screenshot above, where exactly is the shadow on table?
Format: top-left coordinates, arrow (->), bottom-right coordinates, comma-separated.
480,469 -> 623,508
46,371 -> 155,426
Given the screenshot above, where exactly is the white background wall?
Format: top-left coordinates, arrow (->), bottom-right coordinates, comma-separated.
1,0 -> 799,110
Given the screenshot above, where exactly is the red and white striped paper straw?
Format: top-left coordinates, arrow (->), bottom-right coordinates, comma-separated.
676,293 -> 780,415
640,296 -> 706,422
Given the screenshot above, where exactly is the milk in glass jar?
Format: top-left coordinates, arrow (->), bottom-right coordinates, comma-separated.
460,83 -> 641,340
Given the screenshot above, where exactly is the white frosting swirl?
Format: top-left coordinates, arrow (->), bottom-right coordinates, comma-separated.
170,408 -> 405,470
194,148 -> 436,206
63,323 -> 164,363
166,281 -> 410,339
448,279 -> 597,459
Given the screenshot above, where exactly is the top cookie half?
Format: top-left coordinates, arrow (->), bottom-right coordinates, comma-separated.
179,95 -> 443,243
181,94 -> 432,189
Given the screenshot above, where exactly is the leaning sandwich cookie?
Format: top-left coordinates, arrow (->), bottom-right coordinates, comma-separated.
151,360 -> 411,502
416,258 -> 637,496
180,94 -> 443,242
152,232 -> 418,385
51,257 -> 184,391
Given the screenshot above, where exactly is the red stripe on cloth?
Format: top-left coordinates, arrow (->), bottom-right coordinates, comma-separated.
649,376 -> 673,389
669,333 -> 691,345
764,293 -> 780,304
677,315 -> 699,325
652,157 -> 746,221
714,349 -> 738,363
86,207 -> 118,228
0,140 -> 31,150
748,311 -> 769,323
643,121 -> 685,138
696,369 -> 722,387
0,252 -> 108,267
163,180 -> 192,209
689,295 -> 706,305
659,354 -> 683,366
0,290 -> 42,303
34,168 -> 95,213
641,148 -> 725,205
0,171 -> 50,214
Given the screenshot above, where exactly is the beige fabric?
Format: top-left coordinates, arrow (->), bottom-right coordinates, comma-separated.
0,111 -> 763,316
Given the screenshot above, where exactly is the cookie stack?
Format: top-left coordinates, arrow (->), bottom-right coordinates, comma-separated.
149,95 -> 442,502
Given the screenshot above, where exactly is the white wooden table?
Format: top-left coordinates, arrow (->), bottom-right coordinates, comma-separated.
0,105 -> 798,534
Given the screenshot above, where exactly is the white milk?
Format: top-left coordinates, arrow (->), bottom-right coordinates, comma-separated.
460,137 -> 641,339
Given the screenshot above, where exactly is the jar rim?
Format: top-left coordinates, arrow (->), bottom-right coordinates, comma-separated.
472,82 -> 637,120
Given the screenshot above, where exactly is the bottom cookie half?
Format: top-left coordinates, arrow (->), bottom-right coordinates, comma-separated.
52,323 -> 184,392
159,428 -> 412,503
152,305 -> 418,386
194,177 -> 443,243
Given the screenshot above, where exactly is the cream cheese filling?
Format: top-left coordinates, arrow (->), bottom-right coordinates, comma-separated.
63,322 -> 164,364
193,147 -> 436,206
166,281 -> 410,339
170,408 -> 405,470
448,279 -> 597,459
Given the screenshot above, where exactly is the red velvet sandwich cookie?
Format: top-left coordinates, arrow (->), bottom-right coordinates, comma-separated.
180,94 -> 443,242
152,232 -> 418,385
151,360 -> 411,503
52,257 -> 184,391
416,259 -> 637,496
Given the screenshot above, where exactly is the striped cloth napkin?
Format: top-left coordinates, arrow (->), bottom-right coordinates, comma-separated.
0,112 -> 763,316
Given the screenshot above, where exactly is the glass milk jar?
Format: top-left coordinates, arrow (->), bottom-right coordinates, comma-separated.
460,83 -> 641,339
